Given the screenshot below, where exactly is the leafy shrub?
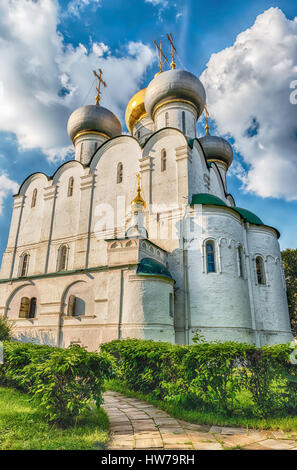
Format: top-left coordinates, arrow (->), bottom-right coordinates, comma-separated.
0,315 -> 13,341
102,338 -> 297,417
0,341 -> 115,423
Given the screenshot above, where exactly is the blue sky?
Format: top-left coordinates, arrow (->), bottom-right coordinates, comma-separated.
0,0 -> 296,263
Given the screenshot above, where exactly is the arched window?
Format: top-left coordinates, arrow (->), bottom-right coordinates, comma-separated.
58,245 -> 68,271
161,149 -> 166,172
28,298 -> 37,318
182,111 -> 186,134
19,297 -> 30,318
165,112 -> 169,127
117,162 -> 123,184
206,241 -> 216,273
238,246 -> 244,278
67,177 -> 74,197
19,253 -> 29,277
31,188 -> 37,208
256,256 -> 265,285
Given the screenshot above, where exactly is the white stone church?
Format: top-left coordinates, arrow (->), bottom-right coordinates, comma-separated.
0,64 -> 293,350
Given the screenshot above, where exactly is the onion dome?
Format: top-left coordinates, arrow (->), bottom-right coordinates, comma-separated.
125,88 -> 147,134
67,104 -> 122,143
199,134 -> 233,168
144,69 -> 206,119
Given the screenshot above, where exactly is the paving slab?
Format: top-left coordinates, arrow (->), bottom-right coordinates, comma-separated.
103,391 -> 296,451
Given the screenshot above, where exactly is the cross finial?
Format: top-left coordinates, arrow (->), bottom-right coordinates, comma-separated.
167,33 -> 176,70
131,173 -> 146,208
153,39 -> 169,74
204,104 -> 210,135
93,68 -> 107,105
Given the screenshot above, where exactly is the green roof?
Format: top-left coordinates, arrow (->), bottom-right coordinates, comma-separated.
137,258 -> 172,280
190,193 -> 267,228
232,207 -> 264,225
191,193 -> 227,207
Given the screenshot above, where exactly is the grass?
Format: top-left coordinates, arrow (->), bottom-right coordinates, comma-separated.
106,379 -> 297,433
0,386 -> 110,450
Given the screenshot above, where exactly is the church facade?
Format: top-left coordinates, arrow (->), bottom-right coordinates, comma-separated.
0,65 -> 293,350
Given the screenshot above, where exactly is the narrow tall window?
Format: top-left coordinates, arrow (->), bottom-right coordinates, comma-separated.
165,112 -> 169,127
161,149 -> 166,172
58,245 -> 68,271
67,177 -> 74,197
256,256 -> 265,285
206,241 -> 216,273
238,246 -> 244,278
28,298 -> 37,318
182,111 -> 186,134
117,162 -> 123,184
31,188 -> 37,208
19,297 -> 30,318
67,295 -> 76,316
169,293 -> 174,318
20,253 -> 29,277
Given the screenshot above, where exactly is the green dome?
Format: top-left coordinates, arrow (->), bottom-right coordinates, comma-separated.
232,207 -> 264,225
137,258 -> 172,280
191,193 -> 227,207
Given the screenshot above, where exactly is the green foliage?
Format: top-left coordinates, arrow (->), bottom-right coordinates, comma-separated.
102,338 -> 297,418
0,315 -> 13,341
281,248 -> 297,336
0,341 -> 115,423
0,386 -> 110,450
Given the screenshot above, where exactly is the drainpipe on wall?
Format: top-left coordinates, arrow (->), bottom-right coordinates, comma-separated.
182,203 -> 190,345
243,225 -> 260,347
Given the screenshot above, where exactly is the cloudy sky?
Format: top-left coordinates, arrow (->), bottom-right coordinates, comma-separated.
0,0 -> 296,262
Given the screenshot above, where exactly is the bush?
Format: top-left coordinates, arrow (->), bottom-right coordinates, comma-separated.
0,341 -> 115,423
0,315 -> 13,341
102,338 -> 297,417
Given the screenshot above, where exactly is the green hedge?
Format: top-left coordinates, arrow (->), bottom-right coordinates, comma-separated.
0,341 -> 115,423
101,339 -> 297,417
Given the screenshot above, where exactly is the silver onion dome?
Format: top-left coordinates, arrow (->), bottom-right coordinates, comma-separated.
67,105 -> 122,142
199,134 -> 233,168
144,69 -> 206,119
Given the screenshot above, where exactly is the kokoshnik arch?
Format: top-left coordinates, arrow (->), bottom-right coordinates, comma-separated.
0,44 -> 293,349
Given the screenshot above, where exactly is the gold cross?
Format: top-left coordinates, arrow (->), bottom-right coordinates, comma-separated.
204,104 -> 210,134
153,40 -> 169,73
93,68 -> 107,105
167,33 -> 176,70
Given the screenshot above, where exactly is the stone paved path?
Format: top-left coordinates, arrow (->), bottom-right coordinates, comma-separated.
102,391 -> 297,450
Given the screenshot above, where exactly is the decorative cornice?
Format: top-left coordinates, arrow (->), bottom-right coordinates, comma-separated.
73,130 -> 109,143
152,99 -> 197,119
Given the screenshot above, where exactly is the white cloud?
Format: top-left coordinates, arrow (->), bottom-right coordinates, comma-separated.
200,7 -> 297,201
65,0 -> 102,17
145,0 -> 168,6
0,173 -> 19,215
0,0 -> 154,162
92,42 -> 110,57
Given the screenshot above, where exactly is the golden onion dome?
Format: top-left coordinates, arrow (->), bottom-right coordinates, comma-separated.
125,88 -> 148,134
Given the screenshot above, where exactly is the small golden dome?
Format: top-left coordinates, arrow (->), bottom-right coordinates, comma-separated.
131,173 -> 146,209
125,88 -> 148,134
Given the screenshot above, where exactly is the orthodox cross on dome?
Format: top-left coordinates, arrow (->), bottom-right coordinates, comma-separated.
153,40 -> 169,74
131,173 -> 146,209
204,104 -> 210,135
93,68 -> 107,105
167,33 -> 176,70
